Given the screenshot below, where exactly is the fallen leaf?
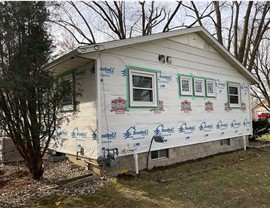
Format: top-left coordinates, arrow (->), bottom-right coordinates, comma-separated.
55,201 -> 61,206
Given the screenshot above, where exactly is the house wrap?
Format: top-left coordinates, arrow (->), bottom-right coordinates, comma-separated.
46,26 -> 257,174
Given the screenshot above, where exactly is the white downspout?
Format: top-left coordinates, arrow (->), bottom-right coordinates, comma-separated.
243,134 -> 247,150
134,152 -> 139,175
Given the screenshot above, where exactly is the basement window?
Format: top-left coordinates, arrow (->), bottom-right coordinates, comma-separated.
151,149 -> 169,160
220,139 -> 230,145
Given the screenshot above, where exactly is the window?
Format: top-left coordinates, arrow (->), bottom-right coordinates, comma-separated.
59,71 -> 76,111
179,76 -> 192,96
206,80 -> 216,97
194,78 -> 205,96
220,139 -> 230,145
129,69 -> 157,107
151,149 -> 169,159
228,82 -> 241,108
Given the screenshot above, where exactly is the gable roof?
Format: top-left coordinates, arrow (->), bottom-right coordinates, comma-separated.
46,26 -> 258,84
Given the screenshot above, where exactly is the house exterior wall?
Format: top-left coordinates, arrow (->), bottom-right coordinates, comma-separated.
49,61 -> 98,159
95,32 -> 252,160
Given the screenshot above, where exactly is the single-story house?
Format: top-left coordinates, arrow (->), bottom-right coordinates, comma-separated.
46,26 -> 257,175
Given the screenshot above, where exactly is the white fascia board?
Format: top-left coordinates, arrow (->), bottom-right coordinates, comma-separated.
77,26 -> 205,54
45,49 -> 80,71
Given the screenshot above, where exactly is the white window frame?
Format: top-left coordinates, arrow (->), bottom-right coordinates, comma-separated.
151,149 -> 169,160
228,82 -> 241,108
129,69 -> 158,107
180,76 -> 193,96
206,79 -> 216,97
194,78 -> 205,96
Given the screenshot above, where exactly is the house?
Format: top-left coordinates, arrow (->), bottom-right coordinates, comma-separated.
46,26 -> 257,175
252,101 -> 270,121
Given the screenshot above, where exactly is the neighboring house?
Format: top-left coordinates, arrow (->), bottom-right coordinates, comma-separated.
46,26 -> 257,175
252,101 -> 270,120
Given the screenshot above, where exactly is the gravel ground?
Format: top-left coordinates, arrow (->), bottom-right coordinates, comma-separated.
0,159 -> 110,208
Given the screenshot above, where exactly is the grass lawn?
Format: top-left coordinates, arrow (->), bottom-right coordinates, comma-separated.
31,147 -> 270,208
259,132 -> 270,142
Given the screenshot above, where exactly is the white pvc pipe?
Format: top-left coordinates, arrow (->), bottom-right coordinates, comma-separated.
134,152 -> 139,175
96,58 -> 102,157
243,135 -> 246,150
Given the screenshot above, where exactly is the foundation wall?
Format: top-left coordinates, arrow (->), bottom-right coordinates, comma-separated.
102,136 -> 248,176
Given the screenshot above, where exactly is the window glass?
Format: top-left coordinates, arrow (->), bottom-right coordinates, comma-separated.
159,149 -> 169,158
151,149 -> 168,159
180,76 -> 192,96
182,79 -> 190,92
195,80 -> 203,93
194,78 -> 205,96
132,75 -> 152,88
206,80 -> 216,97
59,72 -> 75,111
133,89 -> 153,102
220,139 -> 230,145
207,82 -> 214,93
151,150 -> 159,159
61,75 -> 73,105
229,86 -> 238,95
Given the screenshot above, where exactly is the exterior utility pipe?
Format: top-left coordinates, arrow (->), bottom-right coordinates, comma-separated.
243,135 -> 247,150
134,152 -> 139,175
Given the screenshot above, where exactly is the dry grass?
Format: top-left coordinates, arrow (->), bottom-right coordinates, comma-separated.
31,147 -> 270,208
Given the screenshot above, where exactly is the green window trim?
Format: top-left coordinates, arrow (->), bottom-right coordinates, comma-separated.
178,74 -> 216,99
178,74 -> 193,98
193,77 -> 206,97
126,65 -> 160,109
58,69 -> 77,113
226,81 -> 241,109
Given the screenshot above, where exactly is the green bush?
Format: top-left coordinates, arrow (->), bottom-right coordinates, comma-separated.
252,119 -> 270,137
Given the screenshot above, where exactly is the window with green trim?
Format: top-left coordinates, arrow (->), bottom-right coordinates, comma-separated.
179,76 -> 193,96
59,71 -> 76,111
194,78 -> 205,96
128,69 -> 158,107
206,79 -> 216,97
228,82 -> 241,108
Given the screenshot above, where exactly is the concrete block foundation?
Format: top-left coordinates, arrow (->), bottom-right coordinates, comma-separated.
0,137 -> 23,163
100,136 -> 248,176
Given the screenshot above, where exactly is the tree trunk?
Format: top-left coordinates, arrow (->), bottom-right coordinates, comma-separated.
26,151 -> 44,180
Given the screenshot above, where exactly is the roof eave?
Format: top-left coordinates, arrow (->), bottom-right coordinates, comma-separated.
45,49 -> 80,71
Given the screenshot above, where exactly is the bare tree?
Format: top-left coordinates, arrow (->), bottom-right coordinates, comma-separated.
183,1 -> 270,110
251,37 -> 270,111
50,1 -> 184,43
49,1 -> 270,110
